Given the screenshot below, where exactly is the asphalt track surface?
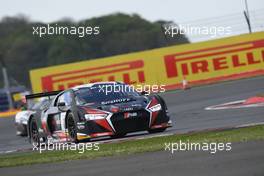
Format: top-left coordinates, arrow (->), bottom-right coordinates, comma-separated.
1,140 -> 263,176
0,76 -> 264,153
0,76 -> 264,175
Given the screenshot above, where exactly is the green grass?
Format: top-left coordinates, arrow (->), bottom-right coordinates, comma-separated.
1,125 -> 264,168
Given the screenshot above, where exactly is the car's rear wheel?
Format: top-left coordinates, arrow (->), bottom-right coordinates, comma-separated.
67,113 -> 79,143
148,128 -> 166,133
29,119 -> 40,146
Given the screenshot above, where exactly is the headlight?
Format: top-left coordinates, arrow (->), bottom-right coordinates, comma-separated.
84,114 -> 108,121
149,104 -> 162,112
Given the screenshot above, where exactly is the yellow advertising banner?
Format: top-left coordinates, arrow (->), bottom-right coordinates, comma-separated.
30,32 -> 264,93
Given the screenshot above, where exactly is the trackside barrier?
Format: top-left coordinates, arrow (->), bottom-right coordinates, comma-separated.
0,109 -> 21,118
30,32 -> 264,93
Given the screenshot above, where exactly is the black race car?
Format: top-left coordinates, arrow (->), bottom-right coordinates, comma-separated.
27,82 -> 172,144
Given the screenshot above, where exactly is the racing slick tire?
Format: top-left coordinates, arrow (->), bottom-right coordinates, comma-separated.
66,112 -> 79,143
29,118 -> 40,146
16,124 -> 28,136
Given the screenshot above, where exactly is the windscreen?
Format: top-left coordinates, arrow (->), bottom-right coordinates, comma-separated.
74,84 -> 140,105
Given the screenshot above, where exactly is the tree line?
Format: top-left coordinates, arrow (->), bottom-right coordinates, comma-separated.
0,13 -> 189,88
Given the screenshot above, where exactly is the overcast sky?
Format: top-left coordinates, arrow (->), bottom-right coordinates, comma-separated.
1,0 -> 263,42
0,0 -> 263,23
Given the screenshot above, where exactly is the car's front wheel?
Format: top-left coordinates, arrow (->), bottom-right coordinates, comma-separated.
29,119 -> 40,146
16,124 -> 28,136
67,113 -> 79,143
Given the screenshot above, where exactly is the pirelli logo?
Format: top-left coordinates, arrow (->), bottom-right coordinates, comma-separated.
41,60 -> 145,91
164,40 -> 264,78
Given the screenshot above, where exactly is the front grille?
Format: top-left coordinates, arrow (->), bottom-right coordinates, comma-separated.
85,121 -> 110,134
111,110 -> 150,133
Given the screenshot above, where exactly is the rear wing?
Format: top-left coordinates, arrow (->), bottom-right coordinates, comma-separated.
25,90 -> 62,100
25,90 -> 63,110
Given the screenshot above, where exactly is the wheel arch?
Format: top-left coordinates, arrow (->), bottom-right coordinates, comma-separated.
152,94 -> 168,110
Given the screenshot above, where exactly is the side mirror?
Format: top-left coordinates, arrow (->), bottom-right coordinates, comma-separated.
58,102 -> 67,112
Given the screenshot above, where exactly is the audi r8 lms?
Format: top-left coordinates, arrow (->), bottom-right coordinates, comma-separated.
27,82 -> 172,144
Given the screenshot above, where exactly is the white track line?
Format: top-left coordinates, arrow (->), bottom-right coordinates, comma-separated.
205,100 -> 264,110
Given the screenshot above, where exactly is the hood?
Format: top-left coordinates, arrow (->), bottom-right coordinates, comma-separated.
80,96 -> 149,113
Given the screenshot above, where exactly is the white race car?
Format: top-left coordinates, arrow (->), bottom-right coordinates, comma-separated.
15,110 -> 34,136
15,98 -> 51,136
